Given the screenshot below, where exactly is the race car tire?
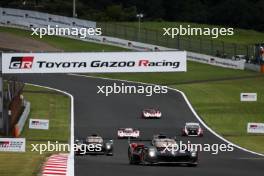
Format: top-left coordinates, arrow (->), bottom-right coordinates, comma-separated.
129,155 -> 138,165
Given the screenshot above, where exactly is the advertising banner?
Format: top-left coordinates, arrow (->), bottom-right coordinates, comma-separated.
29,119 -> 49,130
240,93 -> 257,102
0,138 -> 25,152
2,51 -> 187,73
188,52 -> 245,70
247,123 -> 264,134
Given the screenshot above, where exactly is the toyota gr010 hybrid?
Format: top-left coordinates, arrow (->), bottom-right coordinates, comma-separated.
142,108 -> 162,119
128,134 -> 198,166
117,128 -> 140,139
74,134 -> 113,155
182,122 -> 203,137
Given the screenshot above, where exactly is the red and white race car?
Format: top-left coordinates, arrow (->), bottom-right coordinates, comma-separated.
117,128 -> 140,139
141,108 -> 162,119
182,122 -> 203,137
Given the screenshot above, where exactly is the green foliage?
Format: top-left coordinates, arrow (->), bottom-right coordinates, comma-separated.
1,0 -> 264,31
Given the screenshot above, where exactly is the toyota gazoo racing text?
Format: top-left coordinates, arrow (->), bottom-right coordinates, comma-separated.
142,108 -> 162,119
26,60 -> 180,69
128,134 -> 198,166
74,134 -> 113,156
182,122 -> 204,137
117,128 -> 140,139
91,60 -> 180,69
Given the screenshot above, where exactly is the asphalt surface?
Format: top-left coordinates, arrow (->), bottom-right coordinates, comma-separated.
13,74 -> 264,176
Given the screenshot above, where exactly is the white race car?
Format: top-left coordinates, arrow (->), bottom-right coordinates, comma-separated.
142,108 -> 162,119
117,128 -> 140,139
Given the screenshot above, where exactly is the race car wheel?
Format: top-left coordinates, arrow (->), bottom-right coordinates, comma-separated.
129,155 -> 138,165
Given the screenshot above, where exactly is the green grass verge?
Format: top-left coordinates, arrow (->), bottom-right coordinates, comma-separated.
0,26 -> 129,52
0,85 -> 70,176
90,61 -> 259,85
173,77 -> 264,154
21,85 -> 70,142
114,22 -> 264,45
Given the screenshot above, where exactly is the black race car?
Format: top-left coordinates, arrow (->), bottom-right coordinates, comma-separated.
128,135 -> 198,166
74,134 -> 113,156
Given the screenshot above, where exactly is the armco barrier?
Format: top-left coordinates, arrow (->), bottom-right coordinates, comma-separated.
188,51 -> 245,70
14,101 -> 30,137
245,63 -> 261,72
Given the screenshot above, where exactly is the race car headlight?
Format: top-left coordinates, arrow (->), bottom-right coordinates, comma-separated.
106,144 -> 111,150
144,113 -> 150,117
149,150 -> 156,157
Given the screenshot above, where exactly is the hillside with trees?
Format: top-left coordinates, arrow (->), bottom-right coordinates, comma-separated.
1,0 -> 263,31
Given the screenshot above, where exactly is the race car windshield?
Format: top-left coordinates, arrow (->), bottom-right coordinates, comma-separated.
187,125 -> 199,129
158,135 -> 167,139
86,137 -> 103,143
146,109 -> 157,113
154,139 -> 176,148
124,129 -> 133,132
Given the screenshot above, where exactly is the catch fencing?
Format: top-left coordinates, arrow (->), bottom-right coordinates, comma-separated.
98,23 -> 255,59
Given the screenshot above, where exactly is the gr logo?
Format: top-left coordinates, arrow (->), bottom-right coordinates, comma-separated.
9,57 -> 34,69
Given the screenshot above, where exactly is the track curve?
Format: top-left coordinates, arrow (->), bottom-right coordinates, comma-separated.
14,74 -> 264,176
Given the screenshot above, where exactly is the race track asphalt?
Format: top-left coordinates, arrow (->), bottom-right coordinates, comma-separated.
13,74 -> 264,176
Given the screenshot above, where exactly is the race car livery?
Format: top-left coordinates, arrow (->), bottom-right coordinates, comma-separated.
128,135 -> 198,166
74,134 -> 113,155
142,108 -> 162,119
182,122 -> 203,137
117,128 -> 140,139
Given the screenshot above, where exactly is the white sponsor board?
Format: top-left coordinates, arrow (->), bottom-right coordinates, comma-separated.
2,51 -> 187,73
0,138 -> 25,152
247,123 -> 264,134
240,93 -> 257,102
188,52 -> 245,70
29,119 -> 49,130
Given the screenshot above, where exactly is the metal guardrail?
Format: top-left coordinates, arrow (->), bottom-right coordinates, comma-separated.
98,23 -> 255,60
14,101 -> 30,137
